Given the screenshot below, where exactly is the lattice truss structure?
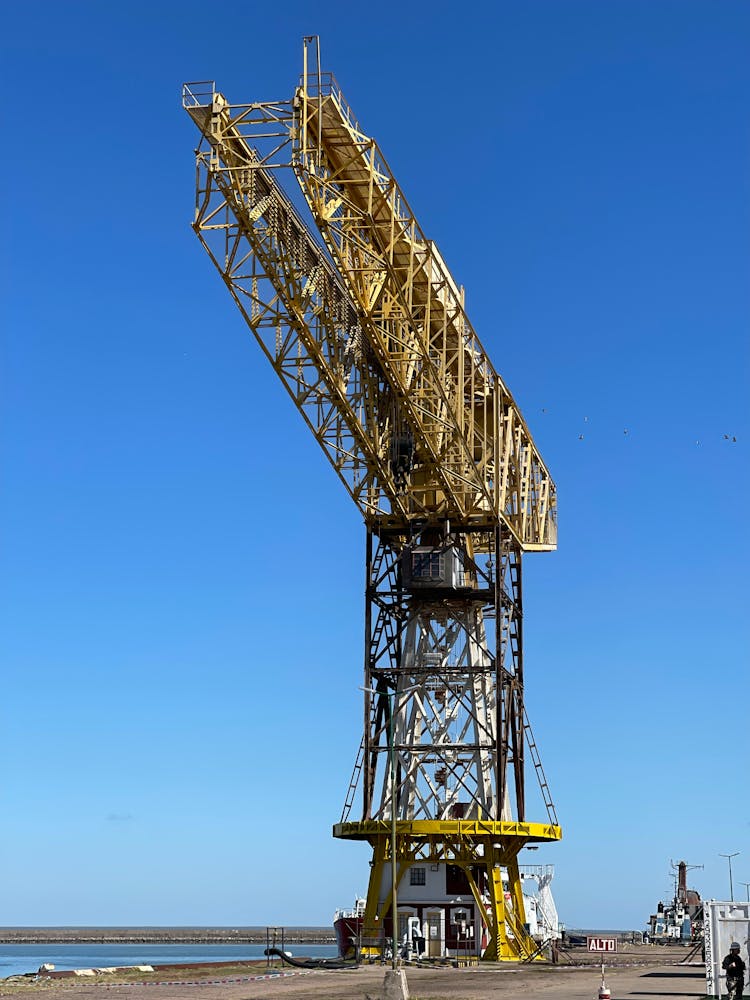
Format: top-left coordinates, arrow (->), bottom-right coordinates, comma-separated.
182,74 -> 556,547
183,47 -> 560,962
334,526 -> 559,960
351,529 -> 533,825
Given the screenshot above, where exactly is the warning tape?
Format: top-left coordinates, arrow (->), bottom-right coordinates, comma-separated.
560,960 -> 696,970
100,970 -> 315,988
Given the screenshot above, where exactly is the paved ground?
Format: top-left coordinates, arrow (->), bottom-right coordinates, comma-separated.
0,962 -> 710,1000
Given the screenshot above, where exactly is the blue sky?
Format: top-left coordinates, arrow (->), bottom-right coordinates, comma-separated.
2,0 -> 748,930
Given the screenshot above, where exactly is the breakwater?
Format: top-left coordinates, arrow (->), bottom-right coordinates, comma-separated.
0,928 -> 335,945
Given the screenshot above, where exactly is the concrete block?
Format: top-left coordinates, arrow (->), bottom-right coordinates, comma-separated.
383,968 -> 410,1000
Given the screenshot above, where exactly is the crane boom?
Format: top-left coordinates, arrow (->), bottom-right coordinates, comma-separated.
183,76 -> 556,551
184,89 -> 412,521
294,78 -> 556,550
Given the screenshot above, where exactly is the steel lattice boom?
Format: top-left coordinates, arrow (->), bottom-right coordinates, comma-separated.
294,77 -> 556,551
183,41 -> 560,963
183,75 -> 556,550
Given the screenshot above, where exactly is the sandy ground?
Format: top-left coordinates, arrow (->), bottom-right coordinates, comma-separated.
0,961 -> 709,1000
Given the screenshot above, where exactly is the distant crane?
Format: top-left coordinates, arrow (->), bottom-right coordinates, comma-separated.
183,38 -> 560,961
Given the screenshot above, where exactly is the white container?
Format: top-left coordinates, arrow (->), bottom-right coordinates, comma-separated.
704,899 -> 750,997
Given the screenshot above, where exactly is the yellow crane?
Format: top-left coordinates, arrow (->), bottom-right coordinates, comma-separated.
183,38 -> 560,962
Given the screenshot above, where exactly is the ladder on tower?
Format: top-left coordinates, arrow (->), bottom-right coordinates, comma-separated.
341,543 -> 402,823
367,541 -> 398,656
340,738 -> 365,822
341,691 -> 382,823
523,708 -> 558,826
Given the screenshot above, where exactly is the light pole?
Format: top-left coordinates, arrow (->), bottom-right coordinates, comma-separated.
388,690 -> 398,971
360,683 -> 399,968
719,853 -> 740,902
740,882 -> 750,903
364,683 -> 417,970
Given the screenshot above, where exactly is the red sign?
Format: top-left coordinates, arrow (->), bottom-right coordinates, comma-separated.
587,936 -> 618,953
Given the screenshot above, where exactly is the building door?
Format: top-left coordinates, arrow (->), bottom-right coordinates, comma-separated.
424,909 -> 444,958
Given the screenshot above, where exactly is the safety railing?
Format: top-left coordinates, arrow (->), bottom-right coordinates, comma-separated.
182,80 -> 216,108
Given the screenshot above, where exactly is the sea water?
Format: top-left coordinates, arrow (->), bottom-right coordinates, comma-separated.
0,942 -> 338,979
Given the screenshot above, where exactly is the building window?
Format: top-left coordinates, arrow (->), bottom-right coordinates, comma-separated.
409,867 -> 426,886
446,864 -> 470,895
411,551 -> 444,581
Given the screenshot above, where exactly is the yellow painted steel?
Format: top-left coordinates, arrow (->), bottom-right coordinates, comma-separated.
334,819 -> 561,961
183,92 -> 408,523
183,55 -> 561,963
183,80 -> 556,551
334,820 -> 561,841
294,80 -> 556,551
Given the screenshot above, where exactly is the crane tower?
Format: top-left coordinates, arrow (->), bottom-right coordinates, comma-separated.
183,38 -> 561,962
